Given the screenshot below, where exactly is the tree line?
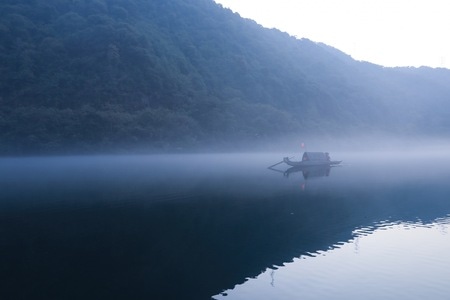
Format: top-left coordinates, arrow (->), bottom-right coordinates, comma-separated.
1,0 -> 450,154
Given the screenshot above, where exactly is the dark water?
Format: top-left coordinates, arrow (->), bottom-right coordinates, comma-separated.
1,152 -> 450,299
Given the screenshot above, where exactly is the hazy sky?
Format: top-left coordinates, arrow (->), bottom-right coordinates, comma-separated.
213,0 -> 450,69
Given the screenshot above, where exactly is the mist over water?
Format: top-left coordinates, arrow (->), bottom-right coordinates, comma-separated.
1,146 -> 450,299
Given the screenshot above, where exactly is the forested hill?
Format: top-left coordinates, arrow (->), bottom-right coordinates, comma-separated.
1,0 -> 450,154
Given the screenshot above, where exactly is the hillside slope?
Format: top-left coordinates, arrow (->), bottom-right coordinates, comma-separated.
1,0 -> 449,154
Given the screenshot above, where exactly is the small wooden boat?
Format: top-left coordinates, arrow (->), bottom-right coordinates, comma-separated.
283,152 -> 341,167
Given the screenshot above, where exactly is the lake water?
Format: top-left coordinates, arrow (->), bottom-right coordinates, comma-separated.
1,152 -> 450,299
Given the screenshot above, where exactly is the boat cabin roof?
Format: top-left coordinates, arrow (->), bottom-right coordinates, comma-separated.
302,152 -> 329,161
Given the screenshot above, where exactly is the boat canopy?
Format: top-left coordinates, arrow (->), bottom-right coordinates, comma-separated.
302,152 -> 330,161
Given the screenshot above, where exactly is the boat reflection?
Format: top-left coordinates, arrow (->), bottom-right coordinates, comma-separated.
269,164 -> 338,191
284,165 -> 331,179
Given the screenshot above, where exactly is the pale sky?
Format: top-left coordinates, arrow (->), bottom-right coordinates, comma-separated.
213,0 -> 450,69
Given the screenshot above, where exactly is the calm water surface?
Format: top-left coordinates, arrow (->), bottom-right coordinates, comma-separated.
1,152 -> 450,299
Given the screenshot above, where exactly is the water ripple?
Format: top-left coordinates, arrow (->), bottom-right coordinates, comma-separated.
216,216 -> 450,300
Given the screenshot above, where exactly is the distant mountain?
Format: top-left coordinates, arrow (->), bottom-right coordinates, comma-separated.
1,0 -> 449,154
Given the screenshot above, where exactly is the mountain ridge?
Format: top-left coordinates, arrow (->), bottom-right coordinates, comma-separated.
0,0 -> 449,154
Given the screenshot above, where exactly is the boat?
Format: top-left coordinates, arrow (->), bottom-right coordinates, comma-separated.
283,152 -> 341,167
